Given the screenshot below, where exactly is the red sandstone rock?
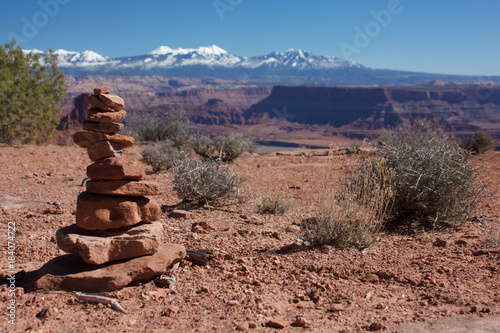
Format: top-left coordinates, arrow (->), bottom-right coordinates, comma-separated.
87,140 -> 123,161
73,131 -> 135,148
94,87 -> 110,96
86,180 -> 159,196
84,94 -> 114,111
266,318 -> 288,329
82,120 -> 124,134
87,108 -> 127,123
98,93 -> 125,111
170,210 -> 194,219
56,222 -> 164,265
20,243 -> 186,292
76,192 -> 160,230
86,157 -> 146,181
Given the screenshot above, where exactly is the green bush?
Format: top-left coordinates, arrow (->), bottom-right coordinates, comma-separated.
0,40 -> 67,144
378,120 -> 484,227
128,109 -> 192,148
257,196 -> 290,214
141,142 -> 188,172
459,131 -> 495,154
171,156 -> 246,206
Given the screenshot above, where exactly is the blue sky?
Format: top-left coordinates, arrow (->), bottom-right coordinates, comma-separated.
1,0 -> 499,75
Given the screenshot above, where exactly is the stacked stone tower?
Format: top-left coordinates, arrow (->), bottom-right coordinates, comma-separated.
55,87 -> 165,265
20,88 -> 185,293
21,87 -> 186,292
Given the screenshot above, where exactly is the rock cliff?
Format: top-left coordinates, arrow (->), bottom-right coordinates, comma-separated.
244,85 -> 500,139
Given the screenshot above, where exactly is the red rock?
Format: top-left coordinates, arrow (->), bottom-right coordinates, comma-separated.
365,273 -> 380,283
286,225 -> 301,233
73,131 -> 135,148
99,93 -> 125,111
84,94 -> 114,111
76,192 -> 160,230
82,120 -> 124,134
87,140 -> 123,161
56,222 -> 164,265
266,318 -> 287,329
20,243 -> 186,292
236,322 -> 250,331
94,87 -> 110,96
369,322 -> 384,331
87,108 -> 127,123
87,157 -> 146,181
291,316 -> 310,327
36,306 -> 58,318
86,180 -> 159,196
170,210 -> 194,219
433,238 -> 447,248
191,221 -> 230,232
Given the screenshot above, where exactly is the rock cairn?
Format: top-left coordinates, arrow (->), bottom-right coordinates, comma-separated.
57,86 -> 164,264
21,87 -> 186,292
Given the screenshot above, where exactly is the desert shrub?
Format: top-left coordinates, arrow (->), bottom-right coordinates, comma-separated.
459,131 -> 495,154
257,196 -> 290,214
128,109 -> 192,148
191,132 -> 254,162
171,156 -> 246,206
212,133 -> 254,162
377,120 -> 484,227
303,149 -> 394,250
191,133 -> 215,158
141,142 -> 188,172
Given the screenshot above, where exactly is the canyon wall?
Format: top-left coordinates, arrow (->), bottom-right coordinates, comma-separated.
54,83 -> 500,145
244,85 -> 500,138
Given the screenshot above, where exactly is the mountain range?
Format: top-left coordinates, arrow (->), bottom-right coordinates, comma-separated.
25,46 -> 500,85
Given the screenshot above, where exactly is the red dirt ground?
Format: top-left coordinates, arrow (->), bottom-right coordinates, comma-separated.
0,145 -> 499,332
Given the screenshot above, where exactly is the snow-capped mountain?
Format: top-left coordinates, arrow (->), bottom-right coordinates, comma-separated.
24,45 -> 364,74
24,49 -> 118,67
238,48 -> 363,69
23,45 -> 500,85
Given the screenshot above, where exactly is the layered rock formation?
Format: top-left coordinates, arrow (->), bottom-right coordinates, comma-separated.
22,87 -> 186,292
53,84 -> 500,147
244,85 -> 500,139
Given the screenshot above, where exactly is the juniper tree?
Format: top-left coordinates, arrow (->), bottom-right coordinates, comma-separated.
0,40 -> 67,144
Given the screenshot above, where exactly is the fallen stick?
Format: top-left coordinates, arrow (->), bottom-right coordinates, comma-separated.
186,249 -> 214,266
74,292 -> 127,313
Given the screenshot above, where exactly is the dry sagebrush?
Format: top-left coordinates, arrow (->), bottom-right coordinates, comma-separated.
128,110 -> 192,148
171,156 -> 246,206
378,120 -> 485,227
303,147 -> 394,250
192,132 -> 254,162
141,142 -> 188,172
